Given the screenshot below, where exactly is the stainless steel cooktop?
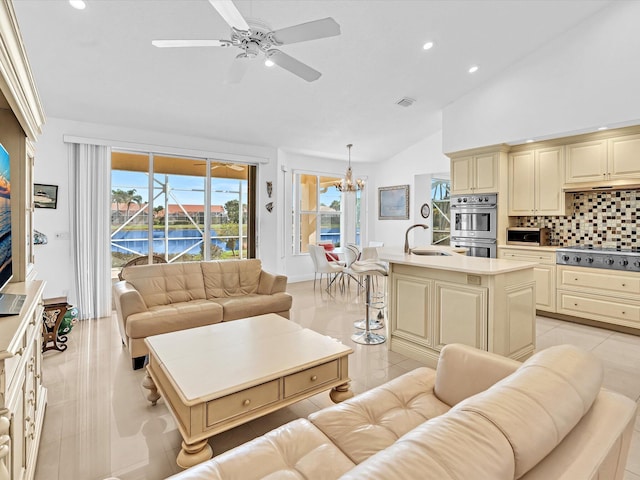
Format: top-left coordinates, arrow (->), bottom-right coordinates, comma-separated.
556,246 -> 640,272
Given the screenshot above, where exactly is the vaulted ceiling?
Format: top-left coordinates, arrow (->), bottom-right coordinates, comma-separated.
14,0 -> 610,162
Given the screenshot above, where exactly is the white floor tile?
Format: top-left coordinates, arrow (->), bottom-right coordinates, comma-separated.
33,282 -> 640,478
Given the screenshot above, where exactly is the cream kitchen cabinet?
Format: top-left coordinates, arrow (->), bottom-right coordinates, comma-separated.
508,147 -> 568,216
565,134 -> 640,185
556,266 -> 640,330
0,279 -> 46,480
386,258 -> 535,367
451,153 -> 499,195
499,247 -> 556,313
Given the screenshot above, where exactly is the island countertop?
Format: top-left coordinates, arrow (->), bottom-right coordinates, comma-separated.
379,246 -> 538,275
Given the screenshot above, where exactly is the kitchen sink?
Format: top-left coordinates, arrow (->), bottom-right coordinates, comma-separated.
410,250 -> 452,256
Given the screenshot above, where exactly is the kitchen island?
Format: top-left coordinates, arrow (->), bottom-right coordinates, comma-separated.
379,247 -> 537,367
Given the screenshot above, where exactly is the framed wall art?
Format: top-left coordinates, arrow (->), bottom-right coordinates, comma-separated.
378,184 -> 409,220
34,183 -> 58,209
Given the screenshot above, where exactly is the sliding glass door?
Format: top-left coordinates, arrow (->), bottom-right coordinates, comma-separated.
111,151 -> 256,268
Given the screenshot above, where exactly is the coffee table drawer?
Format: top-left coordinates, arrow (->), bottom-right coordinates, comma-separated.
206,379 -> 280,427
284,360 -> 339,397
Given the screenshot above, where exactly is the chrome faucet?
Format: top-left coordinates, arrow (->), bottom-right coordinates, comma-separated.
404,224 -> 429,254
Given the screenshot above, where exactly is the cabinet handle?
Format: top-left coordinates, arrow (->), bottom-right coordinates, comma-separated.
621,283 -> 626,287
15,347 -> 24,356
574,278 -> 578,281
574,303 -> 578,307
622,311 -> 626,315
29,319 -> 36,326
310,375 -> 318,382
242,399 -> 251,407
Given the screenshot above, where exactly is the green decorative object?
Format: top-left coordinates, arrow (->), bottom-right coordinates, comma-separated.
58,306 -> 78,335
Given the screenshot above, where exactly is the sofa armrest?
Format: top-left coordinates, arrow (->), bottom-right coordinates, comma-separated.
434,343 -> 521,407
258,270 -> 288,294
113,280 -> 148,323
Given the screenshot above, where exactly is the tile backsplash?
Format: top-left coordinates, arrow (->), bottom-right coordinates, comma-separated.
514,190 -> 638,248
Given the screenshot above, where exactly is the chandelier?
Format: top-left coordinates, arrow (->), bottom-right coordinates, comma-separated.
334,144 -> 364,192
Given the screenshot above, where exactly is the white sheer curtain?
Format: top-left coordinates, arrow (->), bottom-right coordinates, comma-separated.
69,143 -> 112,320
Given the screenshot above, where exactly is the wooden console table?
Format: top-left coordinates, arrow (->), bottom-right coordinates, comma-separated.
42,296 -> 71,353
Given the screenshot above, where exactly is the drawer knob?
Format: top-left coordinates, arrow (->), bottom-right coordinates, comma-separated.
574,303 -> 578,307
622,311 -> 626,315
622,283 -> 626,287
242,399 -> 251,407
310,375 -> 318,382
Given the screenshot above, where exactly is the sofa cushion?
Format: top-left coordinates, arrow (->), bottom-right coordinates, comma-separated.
454,344 -> 603,479
309,367 -> 450,464
168,419 -> 355,480
520,389 -> 637,480
213,293 -> 293,321
126,300 -> 223,339
339,407 -> 515,480
202,259 -> 262,298
121,262 -> 206,307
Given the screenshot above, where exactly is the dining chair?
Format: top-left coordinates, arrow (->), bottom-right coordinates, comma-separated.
308,244 -> 345,290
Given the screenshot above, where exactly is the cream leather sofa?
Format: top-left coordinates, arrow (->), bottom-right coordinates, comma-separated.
113,259 -> 292,369
168,343 -> 636,480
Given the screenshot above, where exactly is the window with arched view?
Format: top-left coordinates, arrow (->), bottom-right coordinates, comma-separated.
110,151 -> 256,269
431,178 -> 451,245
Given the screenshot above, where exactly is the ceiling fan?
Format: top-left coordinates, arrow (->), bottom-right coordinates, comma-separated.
152,0 -> 341,83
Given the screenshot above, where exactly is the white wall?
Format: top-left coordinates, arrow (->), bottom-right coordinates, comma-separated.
443,1 -> 640,153
368,131 -> 450,249
33,117 -> 279,301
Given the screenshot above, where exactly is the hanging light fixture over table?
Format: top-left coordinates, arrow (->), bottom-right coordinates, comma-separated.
334,144 -> 364,192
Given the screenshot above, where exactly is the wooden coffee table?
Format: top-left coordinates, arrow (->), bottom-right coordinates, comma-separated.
142,314 -> 353,469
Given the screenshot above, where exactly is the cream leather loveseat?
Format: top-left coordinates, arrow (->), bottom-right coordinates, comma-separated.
113,259 -> 292,369
168,343 -> 636,480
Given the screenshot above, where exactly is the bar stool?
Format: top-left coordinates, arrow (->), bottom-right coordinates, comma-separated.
350,261 -> 388,345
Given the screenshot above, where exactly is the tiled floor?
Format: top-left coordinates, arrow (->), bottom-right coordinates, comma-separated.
35,281 -> 640,480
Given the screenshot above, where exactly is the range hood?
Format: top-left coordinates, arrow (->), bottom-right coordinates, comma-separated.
563,179 -> 640,192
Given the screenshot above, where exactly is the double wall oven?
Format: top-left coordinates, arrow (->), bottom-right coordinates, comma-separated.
451,193 -> 497,258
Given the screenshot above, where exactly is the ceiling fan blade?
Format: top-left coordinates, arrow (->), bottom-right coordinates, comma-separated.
271,17 -> 340,45
224,56 -> 251,84
152,40 -> 230,48
208,0 -> 249,31
267,50 -> 321,82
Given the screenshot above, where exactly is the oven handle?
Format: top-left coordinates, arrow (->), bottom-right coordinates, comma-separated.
452,237 -> 496,245
451,204 -> 497,209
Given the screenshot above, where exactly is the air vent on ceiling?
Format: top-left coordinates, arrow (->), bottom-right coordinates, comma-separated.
396,97 -> 416,107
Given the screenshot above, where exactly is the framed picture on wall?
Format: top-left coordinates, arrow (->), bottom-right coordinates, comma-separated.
34,183 -> 58,209
378,184 -> 409,220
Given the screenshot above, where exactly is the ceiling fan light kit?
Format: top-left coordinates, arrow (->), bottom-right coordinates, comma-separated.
152,0 -> 340,83
335,144 -> 364,193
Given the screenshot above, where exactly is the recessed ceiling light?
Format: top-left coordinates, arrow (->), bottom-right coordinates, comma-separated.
422,41 -> 434,51
526,139 -> 534,143
468,65 -> 479,74
598,126 -> 608,131
69,0 -> 86,9
264,58 -> 275,67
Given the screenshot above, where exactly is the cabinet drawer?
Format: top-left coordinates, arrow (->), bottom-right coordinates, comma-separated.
500,249 -> 556,264
558,267 -> 640,295
205,379 -> 280,427
284,360 -> 339,398
558,291 -> 640,326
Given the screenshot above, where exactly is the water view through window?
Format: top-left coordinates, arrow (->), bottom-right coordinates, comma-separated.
111,151 -> 255,268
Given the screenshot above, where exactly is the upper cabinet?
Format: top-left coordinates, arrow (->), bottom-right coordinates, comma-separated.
509,146 -> 568,216
565,133 -> 640,185
451,152 -> 499,195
